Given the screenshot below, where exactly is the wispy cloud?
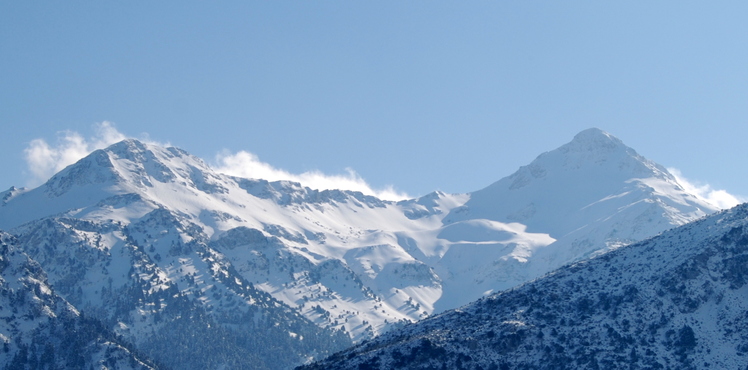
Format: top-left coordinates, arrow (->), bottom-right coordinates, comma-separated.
214,150 -> 411,201
23,122 -> 410,201
24,122 -> 127,186
669,168 -> 744,209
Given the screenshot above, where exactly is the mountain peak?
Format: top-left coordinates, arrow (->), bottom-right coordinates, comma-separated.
561,127 -> 627,155
573,127 -> 615,140
533,128 -> 657,178
103,139 -> 192,161
107,139 -> 176,162
508,128 -> 652,187
106,138 -> 148,157
110,137 -> 145,149
448,127 -> 714,253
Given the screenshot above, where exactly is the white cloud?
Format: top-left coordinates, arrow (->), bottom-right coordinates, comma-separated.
669,168 -> 744,209
24,121 -> 127,186
214,150 -> 411,201
23,122 -> 410,201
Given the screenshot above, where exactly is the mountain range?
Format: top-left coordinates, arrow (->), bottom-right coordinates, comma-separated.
0,128 -> 723,368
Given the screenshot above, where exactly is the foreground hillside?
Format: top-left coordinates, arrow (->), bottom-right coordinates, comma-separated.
302,204 -> 748,369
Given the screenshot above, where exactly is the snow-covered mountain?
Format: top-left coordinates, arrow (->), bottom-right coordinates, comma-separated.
301,203 -> 748,369
433,128 -> 716,310
0,232 -> 156,369
0,128 -> 719,368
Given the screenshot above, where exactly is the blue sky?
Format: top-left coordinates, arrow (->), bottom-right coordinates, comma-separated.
2,2 -> 746,204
